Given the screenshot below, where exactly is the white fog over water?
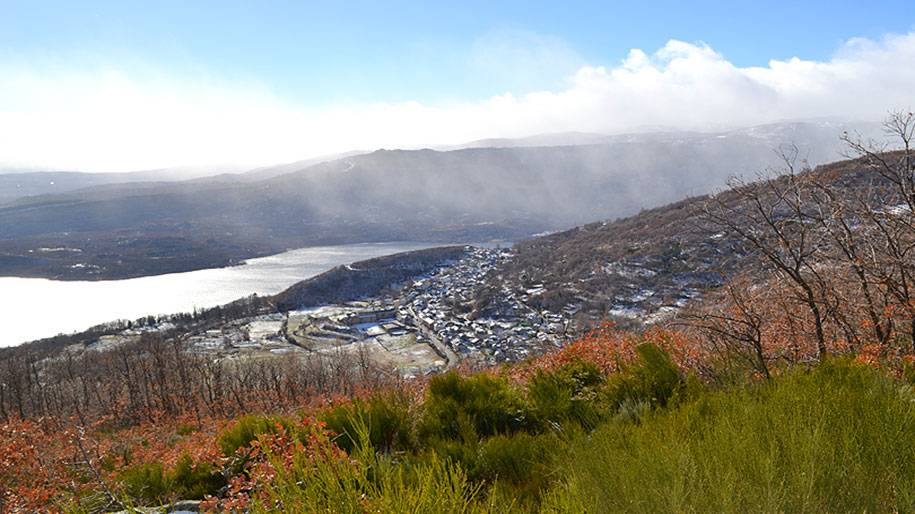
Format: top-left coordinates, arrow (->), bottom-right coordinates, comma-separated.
0,242 -> 439,347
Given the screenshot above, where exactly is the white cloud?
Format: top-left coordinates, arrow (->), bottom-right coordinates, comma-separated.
1,32 -> 914,172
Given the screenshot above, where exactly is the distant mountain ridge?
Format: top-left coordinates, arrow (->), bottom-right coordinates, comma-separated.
0,120 -> 887,280
0,153 -> 363,207
0,166 -> 244,206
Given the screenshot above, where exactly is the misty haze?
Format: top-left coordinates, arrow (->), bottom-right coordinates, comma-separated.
3,2 -> 915,512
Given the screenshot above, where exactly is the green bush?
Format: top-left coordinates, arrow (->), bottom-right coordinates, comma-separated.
475,432 -> 561,495
169,454 -> 224,500
217,414 -> 299,457
119,461 -> 169,504
417,437 -> 480,478
320,392 -> 414,453
175,423 -> 198,436
117,453 -> 223,505
546,359 -> 915,513
603,342 -> 684,412
527,359 -> 605,430
419,372 -> 527,443
246,419 -> 485,513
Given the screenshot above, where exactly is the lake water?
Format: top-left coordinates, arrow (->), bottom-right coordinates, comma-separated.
0,242 -> 441,347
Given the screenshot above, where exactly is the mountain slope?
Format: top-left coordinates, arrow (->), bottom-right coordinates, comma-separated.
467,152 -> 890,327
0,121 -> 884,279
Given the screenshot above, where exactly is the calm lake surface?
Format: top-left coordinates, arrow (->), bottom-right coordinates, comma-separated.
0,242 -> 440,347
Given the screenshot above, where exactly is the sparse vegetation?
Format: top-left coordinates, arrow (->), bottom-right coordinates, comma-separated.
7,336 -> 914,512
2,113 -> 914,511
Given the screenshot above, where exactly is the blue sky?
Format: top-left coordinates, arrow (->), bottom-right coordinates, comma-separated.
1,1 -> 915,171
4,1 -> 913,103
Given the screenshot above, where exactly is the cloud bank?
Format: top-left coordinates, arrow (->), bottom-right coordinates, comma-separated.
1,32 -> 914,172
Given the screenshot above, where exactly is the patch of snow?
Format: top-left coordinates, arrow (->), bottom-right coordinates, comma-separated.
608,306 -> 644,319
604,262 -> 657,278
246,320 -> 283,341
630,289 -> 656,302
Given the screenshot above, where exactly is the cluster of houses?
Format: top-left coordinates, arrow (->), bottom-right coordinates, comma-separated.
281,247 -> 578,366
83,245 -> 596,370
397,247 -> 570,364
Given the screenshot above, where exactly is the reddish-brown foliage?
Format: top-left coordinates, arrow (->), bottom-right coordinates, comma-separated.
508,323 -> 712,384
1,321 -> 910,511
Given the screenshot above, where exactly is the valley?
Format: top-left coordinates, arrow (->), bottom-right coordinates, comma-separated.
0,121 -> 881,280
32,246 -> 564,379
6,5 -> 915,510
4,131 -> 915,512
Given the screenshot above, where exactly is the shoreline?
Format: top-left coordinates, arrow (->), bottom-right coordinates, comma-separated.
1,242 -> 458,347
0,239 -> 514,282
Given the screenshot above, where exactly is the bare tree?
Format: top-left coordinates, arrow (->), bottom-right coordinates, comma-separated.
808,180 -> 895,345
703,147 -> 831,358
842,112 -> 915,347
681,278 -> 772,379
